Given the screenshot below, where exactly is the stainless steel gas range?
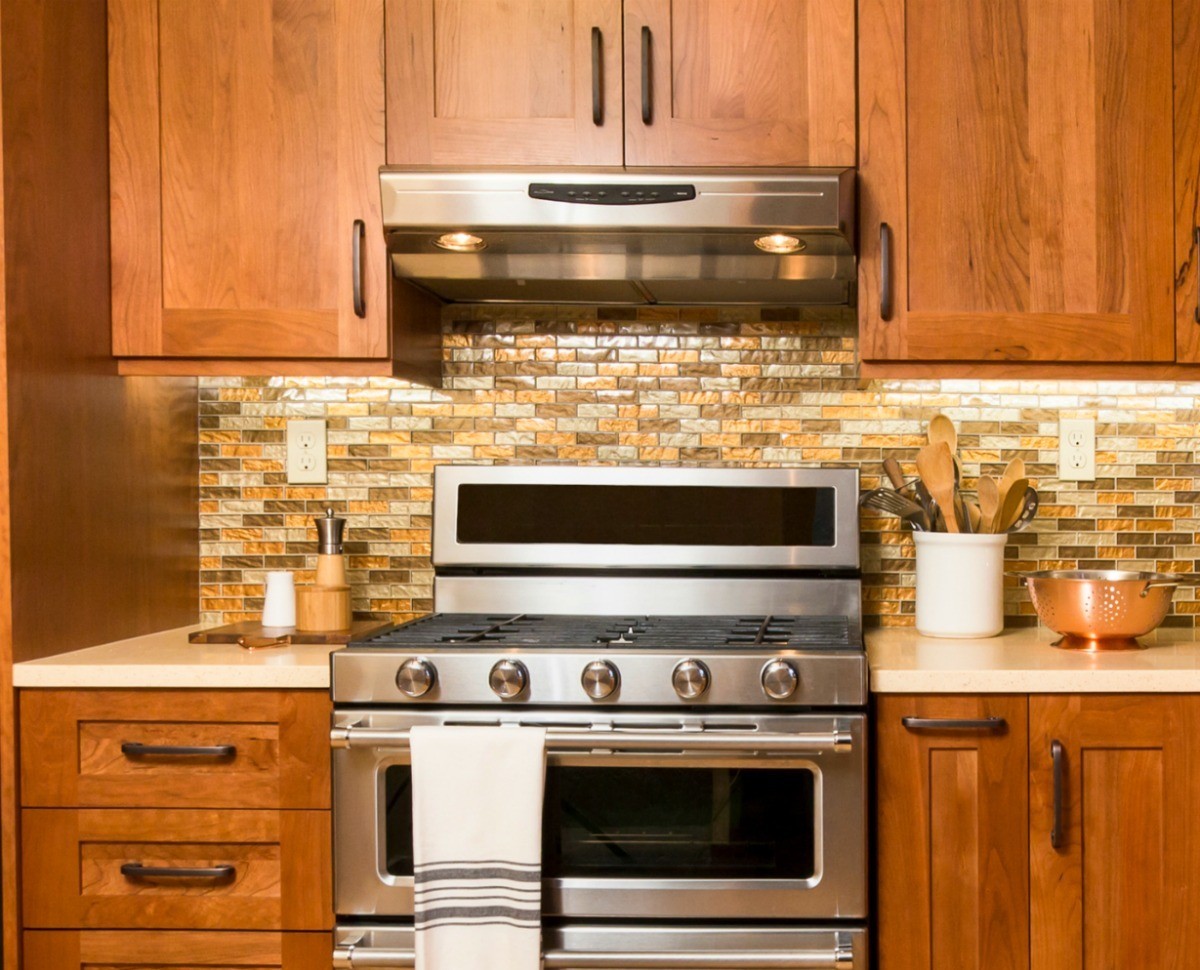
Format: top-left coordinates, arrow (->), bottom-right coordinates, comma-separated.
331,465 -> 868,969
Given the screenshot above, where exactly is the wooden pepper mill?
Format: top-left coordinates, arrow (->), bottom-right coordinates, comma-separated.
297,508 -> 352,632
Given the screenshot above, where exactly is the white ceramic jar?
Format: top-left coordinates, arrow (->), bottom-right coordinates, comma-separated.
913,532 -> 1008,637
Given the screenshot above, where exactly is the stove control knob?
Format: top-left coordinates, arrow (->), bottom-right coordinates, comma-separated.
396,658 -> 436,698
489,659 -> 528,699
761,659 -> 799,700
672,659 -> 710,700
581,660 -> 619,700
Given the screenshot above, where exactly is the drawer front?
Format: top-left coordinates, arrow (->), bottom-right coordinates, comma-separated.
20,689 -> 330,809
24,930 -> 331,969
23,809 -> 332,930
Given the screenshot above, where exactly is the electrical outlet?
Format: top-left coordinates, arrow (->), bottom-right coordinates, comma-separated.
1058,417 -> 1096,481
286,418 -> 327,484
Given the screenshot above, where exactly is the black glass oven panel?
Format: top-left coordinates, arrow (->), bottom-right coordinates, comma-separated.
383,764 -> 816,880
456,484 -> 836,546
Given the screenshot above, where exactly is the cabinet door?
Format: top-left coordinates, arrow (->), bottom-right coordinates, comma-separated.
387,0 -> 623,166
1030,695 -> 1200,970
876,695 -> 1029,970
24,931 -> 331,970
859,0 -> 1176,363
109,0 -> 388,360
624,0 -> 855,167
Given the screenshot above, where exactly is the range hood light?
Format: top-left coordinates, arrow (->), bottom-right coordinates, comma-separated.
754,233 -> 805,254
435,231 -> 486,252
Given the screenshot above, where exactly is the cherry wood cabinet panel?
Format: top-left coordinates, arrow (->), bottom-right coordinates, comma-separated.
1029,695 -> 1200,970
860,0 -> 1175,363
624,0 -> 854,167
386,0 -> 624,166
1176,0 -> 1200,362
24,930 -> 331,969
19,690 -> 330,810
875,695 -> 1029,970
22,809 -> 331,931
109,0 -> 388,360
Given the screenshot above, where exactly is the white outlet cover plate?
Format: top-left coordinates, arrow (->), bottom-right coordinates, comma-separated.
286,418 -> 328,484
1058,417 -> 1096,481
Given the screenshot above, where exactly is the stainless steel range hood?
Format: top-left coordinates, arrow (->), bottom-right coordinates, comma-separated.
380,169 -> 855,306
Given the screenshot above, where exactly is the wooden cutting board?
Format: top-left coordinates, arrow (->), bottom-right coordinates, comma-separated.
189,618 -> 394,645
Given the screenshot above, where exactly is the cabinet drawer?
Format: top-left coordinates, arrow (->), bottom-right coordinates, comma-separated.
20,690 -> 330,809
24,930 -> 331,969
22,808 -> 332,930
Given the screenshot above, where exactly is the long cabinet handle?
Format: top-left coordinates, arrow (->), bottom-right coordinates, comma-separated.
591,27 -> 604,125
641,26 -> 653,124
122,741 -> 236,758
901,716 -> 1007,733
1194,226 -> 1199,324
879,222 -> 893,321
353,218 -> 366,318
1051,739 -> 1065,849
333,945 -> 856,968
121,863 -> 235,881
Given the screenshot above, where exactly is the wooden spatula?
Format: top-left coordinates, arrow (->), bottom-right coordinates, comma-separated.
916,442 -> 960,533
978,475 -> 1000,533
997,476 -> 1030,532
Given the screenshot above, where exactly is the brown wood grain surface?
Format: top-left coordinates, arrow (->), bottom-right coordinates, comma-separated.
24,930 -> 331,970
22,808 -> 331,931
875,694 -> 1029,970
1030,695 -> 1200,970
20,690 -> 331,810
387,0 -> 624,166
624,0 -> 854,167
1176,0 -> 1200,362
860,0 -> 1176,363
110,0 -> 390,361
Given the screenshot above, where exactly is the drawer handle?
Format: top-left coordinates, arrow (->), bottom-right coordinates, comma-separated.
901,716 -> 1007,733
121,742 -> 237,758
121,862 -> 236,881
1051,738 -> 1065,849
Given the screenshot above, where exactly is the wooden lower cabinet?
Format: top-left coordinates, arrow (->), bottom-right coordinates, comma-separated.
24,930 -> 331,969
1029,695 -> 1200,970
876,694 -> 1029,970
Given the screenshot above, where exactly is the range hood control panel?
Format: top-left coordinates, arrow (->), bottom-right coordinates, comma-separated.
528,182 -> 696,205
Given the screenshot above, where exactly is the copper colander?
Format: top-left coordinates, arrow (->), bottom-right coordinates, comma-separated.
1016,570 -> 1183,651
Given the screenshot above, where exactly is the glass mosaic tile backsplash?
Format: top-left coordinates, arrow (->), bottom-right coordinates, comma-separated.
199,306 -> 1200,628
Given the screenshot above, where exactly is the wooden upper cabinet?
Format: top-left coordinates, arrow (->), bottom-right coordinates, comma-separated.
876,695 -> 1029,970
624,0 -> 855,167
109,0 -> 389,361
1029,695 -> 1200,970
386,0 -> 624,166
859,0 -> 1177,364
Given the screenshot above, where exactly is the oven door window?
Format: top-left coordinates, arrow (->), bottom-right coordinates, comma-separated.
382,763 -> 816,880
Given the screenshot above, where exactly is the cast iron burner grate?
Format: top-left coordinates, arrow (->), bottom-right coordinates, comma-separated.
358,613 -> 853,651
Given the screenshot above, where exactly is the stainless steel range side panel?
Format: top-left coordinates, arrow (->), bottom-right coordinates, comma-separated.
335,923 -> 868,968
432,465 -> 861,572
332,710 -> 867,923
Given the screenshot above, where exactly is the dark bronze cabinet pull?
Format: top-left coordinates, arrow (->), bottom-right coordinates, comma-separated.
1051,739 -> 1065,848
121,742 -> 236,758
353,218 -> 366,318
591,27 -> 603,126
880,222 -> 893,321
901,716 -> 1007,733
121,863 -> 235,881
641,26 -> 653,125
1194,226 -> 1199,324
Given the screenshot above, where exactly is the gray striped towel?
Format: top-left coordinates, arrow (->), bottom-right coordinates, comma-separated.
410,726 -> 547,969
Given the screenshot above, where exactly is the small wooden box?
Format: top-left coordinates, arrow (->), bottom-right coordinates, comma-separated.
295,585 -> 351,633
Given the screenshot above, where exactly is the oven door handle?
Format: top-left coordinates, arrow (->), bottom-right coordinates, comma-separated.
330,726 -> 853,755
333,944 -> 856,968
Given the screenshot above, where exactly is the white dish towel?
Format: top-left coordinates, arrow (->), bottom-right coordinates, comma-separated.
410,725 -> 547,970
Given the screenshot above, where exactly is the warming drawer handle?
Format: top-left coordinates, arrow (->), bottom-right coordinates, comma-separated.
122,741 -> 237,758
901,716 -> 1007,734
121,862 -> 235,881
330,726 -> 852,755
333,945 -> 856,968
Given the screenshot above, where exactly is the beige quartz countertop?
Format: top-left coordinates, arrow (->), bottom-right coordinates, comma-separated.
867,625 -> 1200,693
12,625 -> 337,689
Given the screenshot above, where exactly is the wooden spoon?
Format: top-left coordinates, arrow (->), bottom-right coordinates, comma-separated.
965,499 -> 982,533
927,413 -> 957,453
999,457 -> 1025,499
916,442 -> 960,533
996,476 -> 1030,532
978,475 -> 1000,533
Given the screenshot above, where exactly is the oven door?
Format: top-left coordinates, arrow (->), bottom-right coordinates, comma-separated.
332,710 -> 866,921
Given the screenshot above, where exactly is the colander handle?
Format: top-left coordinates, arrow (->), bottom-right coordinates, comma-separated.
1142,579 -> 1180,595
